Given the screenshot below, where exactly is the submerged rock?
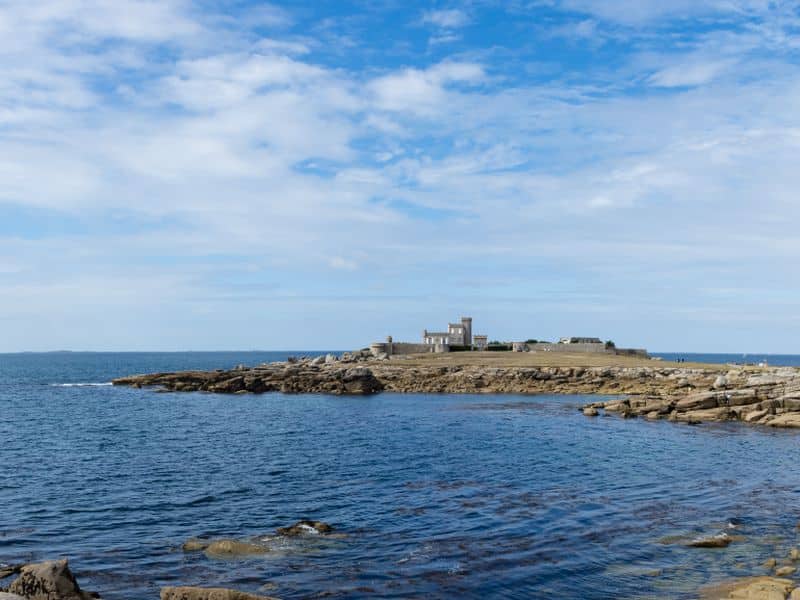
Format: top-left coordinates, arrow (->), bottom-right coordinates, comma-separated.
203,540 -> 268,558
160,587 -> 278,600
182,539 -> 210,552
275,520 -> 332,537
7,559 -> 98,600
688,533 -> 733,548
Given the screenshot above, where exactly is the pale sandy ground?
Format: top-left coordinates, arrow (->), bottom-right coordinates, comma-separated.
389,351 -> 733,370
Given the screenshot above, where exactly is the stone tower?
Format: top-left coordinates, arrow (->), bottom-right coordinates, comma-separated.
461,317 -> 472,347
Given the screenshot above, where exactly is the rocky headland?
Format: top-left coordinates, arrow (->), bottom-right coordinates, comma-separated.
112,352 -> 800,428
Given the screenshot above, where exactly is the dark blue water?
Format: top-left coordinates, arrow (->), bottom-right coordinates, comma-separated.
2,352 -> 800,599
654,352 -> 800,367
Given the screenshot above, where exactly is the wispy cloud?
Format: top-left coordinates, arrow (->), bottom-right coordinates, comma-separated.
421,9 -> 471,29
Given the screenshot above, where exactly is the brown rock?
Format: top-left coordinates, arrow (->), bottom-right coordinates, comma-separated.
7,559 -> 97,600
767,414 -> 800,428
688,533 -> 732,548
700,576 -> 795,600
182,539 -> 210,552
203,540 -> 268,558
676,392 -> 720,411
275,520 -> 333,537
744,409 -> 769,423
775,566 -> 796,577
160,587 -> 278,600
582,407 -> 599,417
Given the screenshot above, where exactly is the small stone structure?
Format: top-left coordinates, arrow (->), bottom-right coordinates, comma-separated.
473,335 -> 488,351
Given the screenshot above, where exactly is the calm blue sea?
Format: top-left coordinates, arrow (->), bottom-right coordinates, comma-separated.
2,352 -> 800,599
653,352 -> 800,366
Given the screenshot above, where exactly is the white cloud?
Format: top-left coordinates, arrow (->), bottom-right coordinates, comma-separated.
421,9 -> 470,29
370,61 -> 484,114
649,59 -> 735,87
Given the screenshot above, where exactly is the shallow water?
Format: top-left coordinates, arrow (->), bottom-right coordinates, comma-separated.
2,352 -> 800,599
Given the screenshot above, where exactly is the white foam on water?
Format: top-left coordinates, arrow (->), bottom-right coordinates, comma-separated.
298,524 -> 320,534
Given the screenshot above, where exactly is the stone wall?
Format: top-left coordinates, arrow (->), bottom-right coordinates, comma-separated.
392,342 -> 438,355
371,342 -> 440,356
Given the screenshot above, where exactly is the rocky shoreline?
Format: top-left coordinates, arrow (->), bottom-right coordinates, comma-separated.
0,521 -> 334,600
112,353 -> 800,428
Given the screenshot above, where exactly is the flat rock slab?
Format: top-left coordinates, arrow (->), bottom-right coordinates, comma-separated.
700,576 -> 797,599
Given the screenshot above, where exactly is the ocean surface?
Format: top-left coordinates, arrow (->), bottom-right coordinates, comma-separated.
653,352 -> 800,366
3,351 -> 800,599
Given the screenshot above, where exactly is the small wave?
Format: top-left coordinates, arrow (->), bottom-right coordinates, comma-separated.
50,382 -> 113,387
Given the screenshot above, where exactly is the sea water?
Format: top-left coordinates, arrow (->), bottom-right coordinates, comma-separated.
2,352 -> 800,599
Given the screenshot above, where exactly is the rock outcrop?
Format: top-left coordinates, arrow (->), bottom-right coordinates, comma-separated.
112,355 -> 800,428
5,560 -> 97,600
587,367 -> 800,427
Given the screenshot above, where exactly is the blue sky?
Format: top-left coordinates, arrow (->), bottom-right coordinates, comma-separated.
2,0 -> 800,352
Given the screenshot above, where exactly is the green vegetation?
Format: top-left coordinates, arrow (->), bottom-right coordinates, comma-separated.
487,344 -> 512,352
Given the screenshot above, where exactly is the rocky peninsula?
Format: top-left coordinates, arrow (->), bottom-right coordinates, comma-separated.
112,351 -> 800,428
